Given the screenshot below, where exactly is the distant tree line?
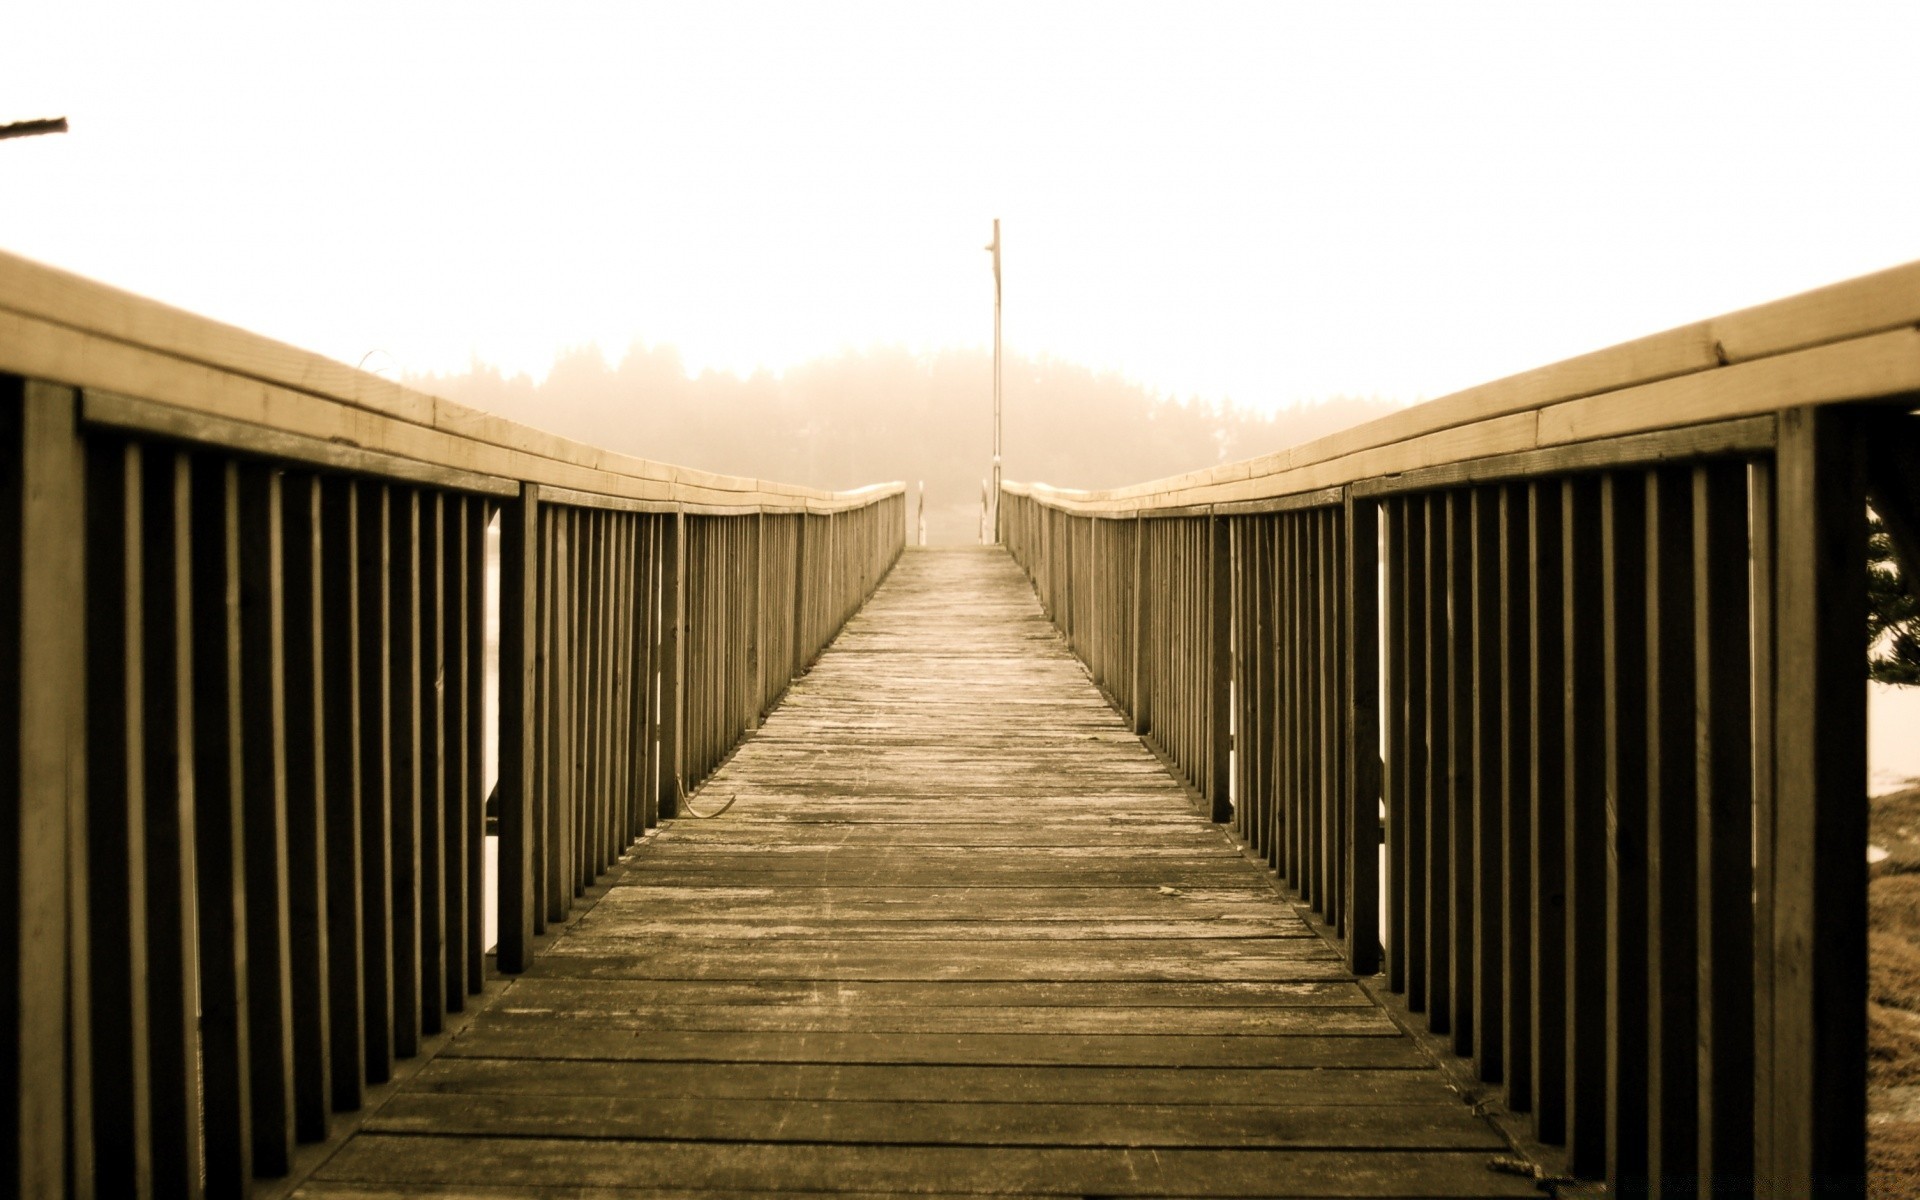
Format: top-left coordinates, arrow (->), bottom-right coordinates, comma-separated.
407,344 -> 1402,544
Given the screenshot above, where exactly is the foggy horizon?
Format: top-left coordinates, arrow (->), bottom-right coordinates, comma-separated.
407,337 -> 1405,543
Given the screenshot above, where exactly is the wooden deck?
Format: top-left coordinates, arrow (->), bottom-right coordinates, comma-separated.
299,547 -> 1533,1199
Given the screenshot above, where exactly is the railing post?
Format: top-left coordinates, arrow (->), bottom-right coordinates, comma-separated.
1131,514 -> 1147,734
1,379 -> 87,1198
750,511 -> 764,729
1206,512 -> 1231,823
658,506 -> 685,817
1344,490 -> 1382,974
495,482 -> 539,973
1759,405 -> 1867,1195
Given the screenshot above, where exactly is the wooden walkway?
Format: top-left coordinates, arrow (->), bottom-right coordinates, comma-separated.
300,548 -> 1533,1199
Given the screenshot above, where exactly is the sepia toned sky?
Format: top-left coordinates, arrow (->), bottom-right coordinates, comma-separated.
7,2 -> 1920,411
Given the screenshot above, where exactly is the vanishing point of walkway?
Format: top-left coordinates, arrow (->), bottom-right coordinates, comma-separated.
301,548 -> 1533,1198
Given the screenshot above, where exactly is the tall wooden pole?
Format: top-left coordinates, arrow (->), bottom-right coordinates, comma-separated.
987,219 -> 1002,544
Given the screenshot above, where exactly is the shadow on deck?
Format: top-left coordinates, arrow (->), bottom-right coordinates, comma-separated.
301,548 -> 1532,1199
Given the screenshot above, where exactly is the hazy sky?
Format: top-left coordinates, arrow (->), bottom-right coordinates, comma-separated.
7,3 -> 1920,411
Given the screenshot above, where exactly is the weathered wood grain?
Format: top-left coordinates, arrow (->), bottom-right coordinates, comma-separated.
303,548 -> 1523,1197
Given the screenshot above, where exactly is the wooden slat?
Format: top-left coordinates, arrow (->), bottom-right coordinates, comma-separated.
282,474 -> 332,1143
82,438 -> 152,1195
143,451 -> 204,1191
1644,467 -> 1697,1191
1600,472 -> 1650,1191
191,456 -> 254,1190
237,461 -> 296,1175
1526,480 -> 1566,1144
1382,499 -> 1407,994
1561,476 -> 1606,1175
318,478 -> 365,1114
1467,487 -> 1502,1082
1399,501 -> 1429,1014
419,494 -> 446,1034
1422,495 -> 1452,1036
496,485 -> 539,972
1497,485 -> 1533,1115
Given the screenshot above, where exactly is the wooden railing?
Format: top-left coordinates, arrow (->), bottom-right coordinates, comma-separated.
1004,261 -> 1920,1196
0,250 -> 904,1198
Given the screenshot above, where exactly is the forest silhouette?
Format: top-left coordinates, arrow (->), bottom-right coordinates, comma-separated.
408,346 -> 1403,544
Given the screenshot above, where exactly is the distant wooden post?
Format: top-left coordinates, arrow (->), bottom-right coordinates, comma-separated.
495,483 -> 539,972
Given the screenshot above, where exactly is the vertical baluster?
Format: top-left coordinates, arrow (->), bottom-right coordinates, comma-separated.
1500,485 -> 1535,1115
1645,466 -> 1699,1192
1469,487 -> 1502,1078
1529,480 -> 1566,1142
1603,473 -> 1653,1190
85,440 -> 152,1195
318,479 -> 364,1113
465,500 -> 487,988
661,508 -> 685,817
145,451 -> 204,1192
354,481 -> 393,1073
1563,475 -> 1607,1174
1346,492 -> 1381,975
1383,497 -> 1408,994
1423,494 -> 1452,1034
236,462 -> 295,1176
1749,458 -> 1776,1182
1207,514 -> 1231,822
280,474 -> 331,1142
388,489 -> 422,1060
496,483 -> 539,974
192,456 -> 253,1189
443,495 -> 470,1008
419,493 -> 445,1032
1400,499 -> 1429,1013
1695,460 -> 1755,1190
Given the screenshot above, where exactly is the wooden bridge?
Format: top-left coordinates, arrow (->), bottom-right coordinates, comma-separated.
3,250 -> 1919,1197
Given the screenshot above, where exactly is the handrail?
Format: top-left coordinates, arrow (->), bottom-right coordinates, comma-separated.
0,252 -> 905,1197
0,248 -> 904,512
1008,257 -> 1920,516
1002,262 -> 1920,1195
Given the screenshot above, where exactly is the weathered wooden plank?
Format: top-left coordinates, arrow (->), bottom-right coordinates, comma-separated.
405,1057 -> 1450,1104
316,1135 -> 1539,1197
368,1092 -> 1497,1148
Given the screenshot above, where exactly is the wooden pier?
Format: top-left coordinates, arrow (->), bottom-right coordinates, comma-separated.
303,548 -> 1528,1197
